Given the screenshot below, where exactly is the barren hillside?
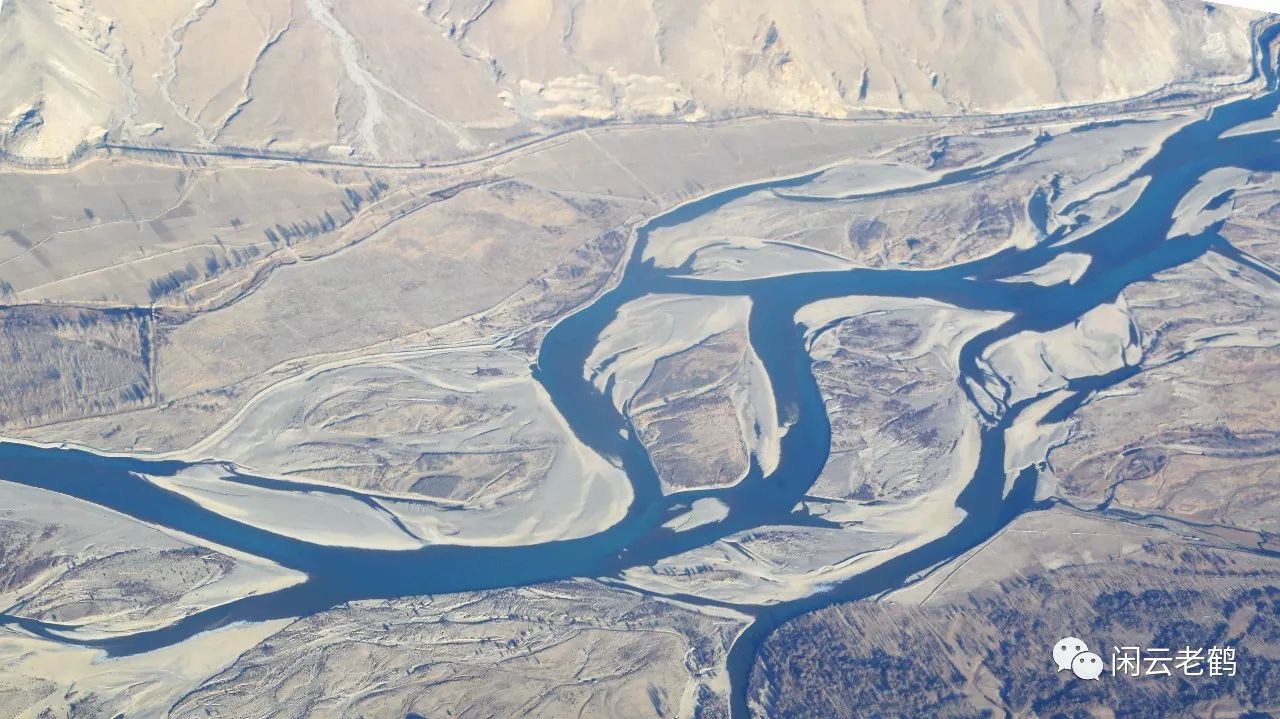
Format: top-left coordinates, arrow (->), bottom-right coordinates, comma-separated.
0,0 -> 1260,163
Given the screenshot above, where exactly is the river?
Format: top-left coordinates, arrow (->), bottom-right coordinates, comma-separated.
2,23 -> 1279,718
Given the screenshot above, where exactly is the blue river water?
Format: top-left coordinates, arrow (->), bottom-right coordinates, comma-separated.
2,24 -> 1279,717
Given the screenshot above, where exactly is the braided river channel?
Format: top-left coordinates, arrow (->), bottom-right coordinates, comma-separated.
3,24 -> 1280,718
